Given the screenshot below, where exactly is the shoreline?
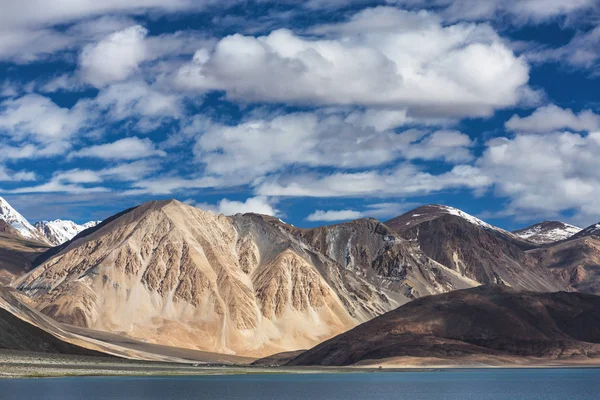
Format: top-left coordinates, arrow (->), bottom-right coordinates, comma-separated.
2,350 -> 600,379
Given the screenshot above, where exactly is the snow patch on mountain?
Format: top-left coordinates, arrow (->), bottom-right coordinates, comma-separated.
35,220 -> 102,246
514,221 -> 581,244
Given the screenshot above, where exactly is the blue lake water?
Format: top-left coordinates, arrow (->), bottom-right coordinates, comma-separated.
1,369 -> 600,400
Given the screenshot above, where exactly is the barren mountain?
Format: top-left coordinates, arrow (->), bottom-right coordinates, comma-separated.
15,200 -> 476,357
35,219 -> 102,246
289,286 -> 600,366
571,222 -> 600,240
528,223 -> 600,295
514,221 -> 581,244
385,205 -> 567,292
0,232 -> 50,285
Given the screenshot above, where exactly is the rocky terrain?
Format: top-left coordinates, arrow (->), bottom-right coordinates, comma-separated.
14,200 -> 478,357
289,286 -> 600,366
514,221 -> 581,244
385,205 -> 567,291
0,231 -> 50,285
527,220 -> 600,295
35,220 -> 101,246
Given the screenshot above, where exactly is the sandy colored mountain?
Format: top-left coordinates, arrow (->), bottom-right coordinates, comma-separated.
15,200 -> 477,357
0,229 -> 50,285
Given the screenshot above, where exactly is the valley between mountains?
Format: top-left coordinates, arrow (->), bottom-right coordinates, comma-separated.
0,196 -> 600,368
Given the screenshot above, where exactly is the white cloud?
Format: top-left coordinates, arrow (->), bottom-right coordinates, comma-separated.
176,7 -> 530,118
306,209 -> 362,222
0,94 -> 91,145
257,164 -> 490,198
530,26 -> 600,74
94,81 -> 182,122
506,104 -> 600,133
307,202 -> 414,222
389,0 -> 596,23
194,112 -> 473,185
0,165 -> 36,182
71,137 -> 166,160
196,196 -> 279,216
8,179 -> 110,194
80,25 -> 148,87
478,131 -> 600,220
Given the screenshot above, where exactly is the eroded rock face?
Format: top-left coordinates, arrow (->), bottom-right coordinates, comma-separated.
386,205 -> 568,292
15,201 -> 477,357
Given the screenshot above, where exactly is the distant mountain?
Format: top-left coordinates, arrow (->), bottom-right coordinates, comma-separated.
0,197 -> 48,244
385,205 -> 567,292
289,286 -> 600,366
513,221 -> 581,244
528,220 -> 600,295
34,219 -> 102,246
571,222 -> 600,240
15,200 -> 477,357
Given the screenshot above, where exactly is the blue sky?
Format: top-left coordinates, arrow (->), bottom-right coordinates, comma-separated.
0,0 -> 599,230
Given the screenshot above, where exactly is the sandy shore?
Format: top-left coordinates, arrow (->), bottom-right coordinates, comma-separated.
2,350 -> 599,378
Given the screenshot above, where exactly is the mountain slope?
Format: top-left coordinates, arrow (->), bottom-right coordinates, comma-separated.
513,221 -> 581,244
0,233 -> 50,285
35,219 -> 102,246
571,222 -> 600,240
289,286 -> 600,366
15,200 -> 476,357
0,197 -> 48,244
385,205 -> 567,292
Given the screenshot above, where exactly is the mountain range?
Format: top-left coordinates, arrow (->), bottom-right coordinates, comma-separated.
0,197 -> 599,365
0,197 -> 101,246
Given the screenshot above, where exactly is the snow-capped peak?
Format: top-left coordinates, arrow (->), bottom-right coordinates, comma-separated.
35,219 -> 102,246
435,205 -> 499,231
0,196 -> 47,242
513,221 -> 581,244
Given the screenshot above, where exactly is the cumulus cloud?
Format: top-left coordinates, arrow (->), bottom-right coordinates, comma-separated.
196,196 -> 279,216
80,25 -> 148,87
478,131 -> 600,221
71,137 -> 166,160
506,104 -> 600,133
176,7 -> 530,118
194,112 -> 473,184
306,202 -> 410,222
0,94 -> 91,144
306,209 -> 362,222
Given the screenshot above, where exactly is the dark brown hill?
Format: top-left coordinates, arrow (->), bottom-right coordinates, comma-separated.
289,286 -> 600,366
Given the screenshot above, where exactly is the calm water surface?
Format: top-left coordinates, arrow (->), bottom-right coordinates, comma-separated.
1,369 -> 599,400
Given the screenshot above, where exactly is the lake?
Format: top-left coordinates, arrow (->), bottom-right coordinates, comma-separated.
1,369 -> 600,399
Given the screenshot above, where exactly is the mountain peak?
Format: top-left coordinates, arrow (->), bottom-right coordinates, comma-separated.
386,204 -> 506,235
0,196 -> 47,243
513,221 -> 581,244
572,222 -> 600,240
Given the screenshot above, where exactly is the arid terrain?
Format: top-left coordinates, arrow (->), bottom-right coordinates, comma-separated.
0,197 -> 599,374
